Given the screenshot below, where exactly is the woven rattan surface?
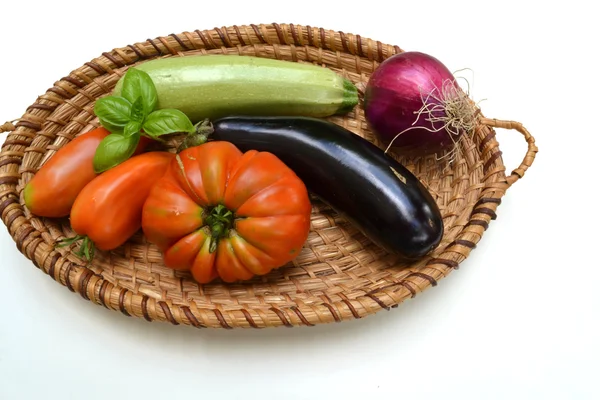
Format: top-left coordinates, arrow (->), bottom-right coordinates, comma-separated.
0,23 -> 537,329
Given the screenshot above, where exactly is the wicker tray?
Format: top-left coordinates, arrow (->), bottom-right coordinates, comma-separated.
0,23 -> 537,329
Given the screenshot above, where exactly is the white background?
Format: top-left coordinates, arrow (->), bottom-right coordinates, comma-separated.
1,1 -> 598,399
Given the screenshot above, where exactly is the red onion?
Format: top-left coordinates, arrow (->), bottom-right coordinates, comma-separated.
364,51 -> 477,156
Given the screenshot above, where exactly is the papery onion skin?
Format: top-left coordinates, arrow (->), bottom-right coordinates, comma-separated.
364,51 -> 462,155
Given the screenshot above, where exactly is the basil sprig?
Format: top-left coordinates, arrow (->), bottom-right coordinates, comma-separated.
93,68 -> 195,173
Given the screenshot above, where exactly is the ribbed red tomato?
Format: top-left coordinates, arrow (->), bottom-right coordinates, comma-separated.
141,141 -> 312,284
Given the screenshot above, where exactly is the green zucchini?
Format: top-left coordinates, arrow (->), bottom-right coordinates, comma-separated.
113,54 -> 358,122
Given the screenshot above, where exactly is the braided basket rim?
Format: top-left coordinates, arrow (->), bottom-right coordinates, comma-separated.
0,23 -> 537,329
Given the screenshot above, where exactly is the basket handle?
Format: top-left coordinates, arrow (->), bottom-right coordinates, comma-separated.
0,120 -> 17,133
480,117 -> 538,188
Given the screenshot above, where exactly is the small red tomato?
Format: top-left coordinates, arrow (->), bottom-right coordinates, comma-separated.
24,127 -> 150,218
141,141 -> 312,284
68,151 -> 174,256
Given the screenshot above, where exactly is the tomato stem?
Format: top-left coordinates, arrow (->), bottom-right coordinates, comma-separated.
178,118 -> 215,152
56,234 -> 95,263
205,204 -> 234,253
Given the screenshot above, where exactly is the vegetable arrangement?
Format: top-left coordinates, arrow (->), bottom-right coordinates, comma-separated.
25,50 -> 474,284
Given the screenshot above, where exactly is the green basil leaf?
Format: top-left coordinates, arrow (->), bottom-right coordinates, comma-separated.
121,68 -> 158,117
94,96 -> 132,132
142,109 -> 194,138
124,120 -> 142,137
93,133 -> 141,173
130,97 -> 145,123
